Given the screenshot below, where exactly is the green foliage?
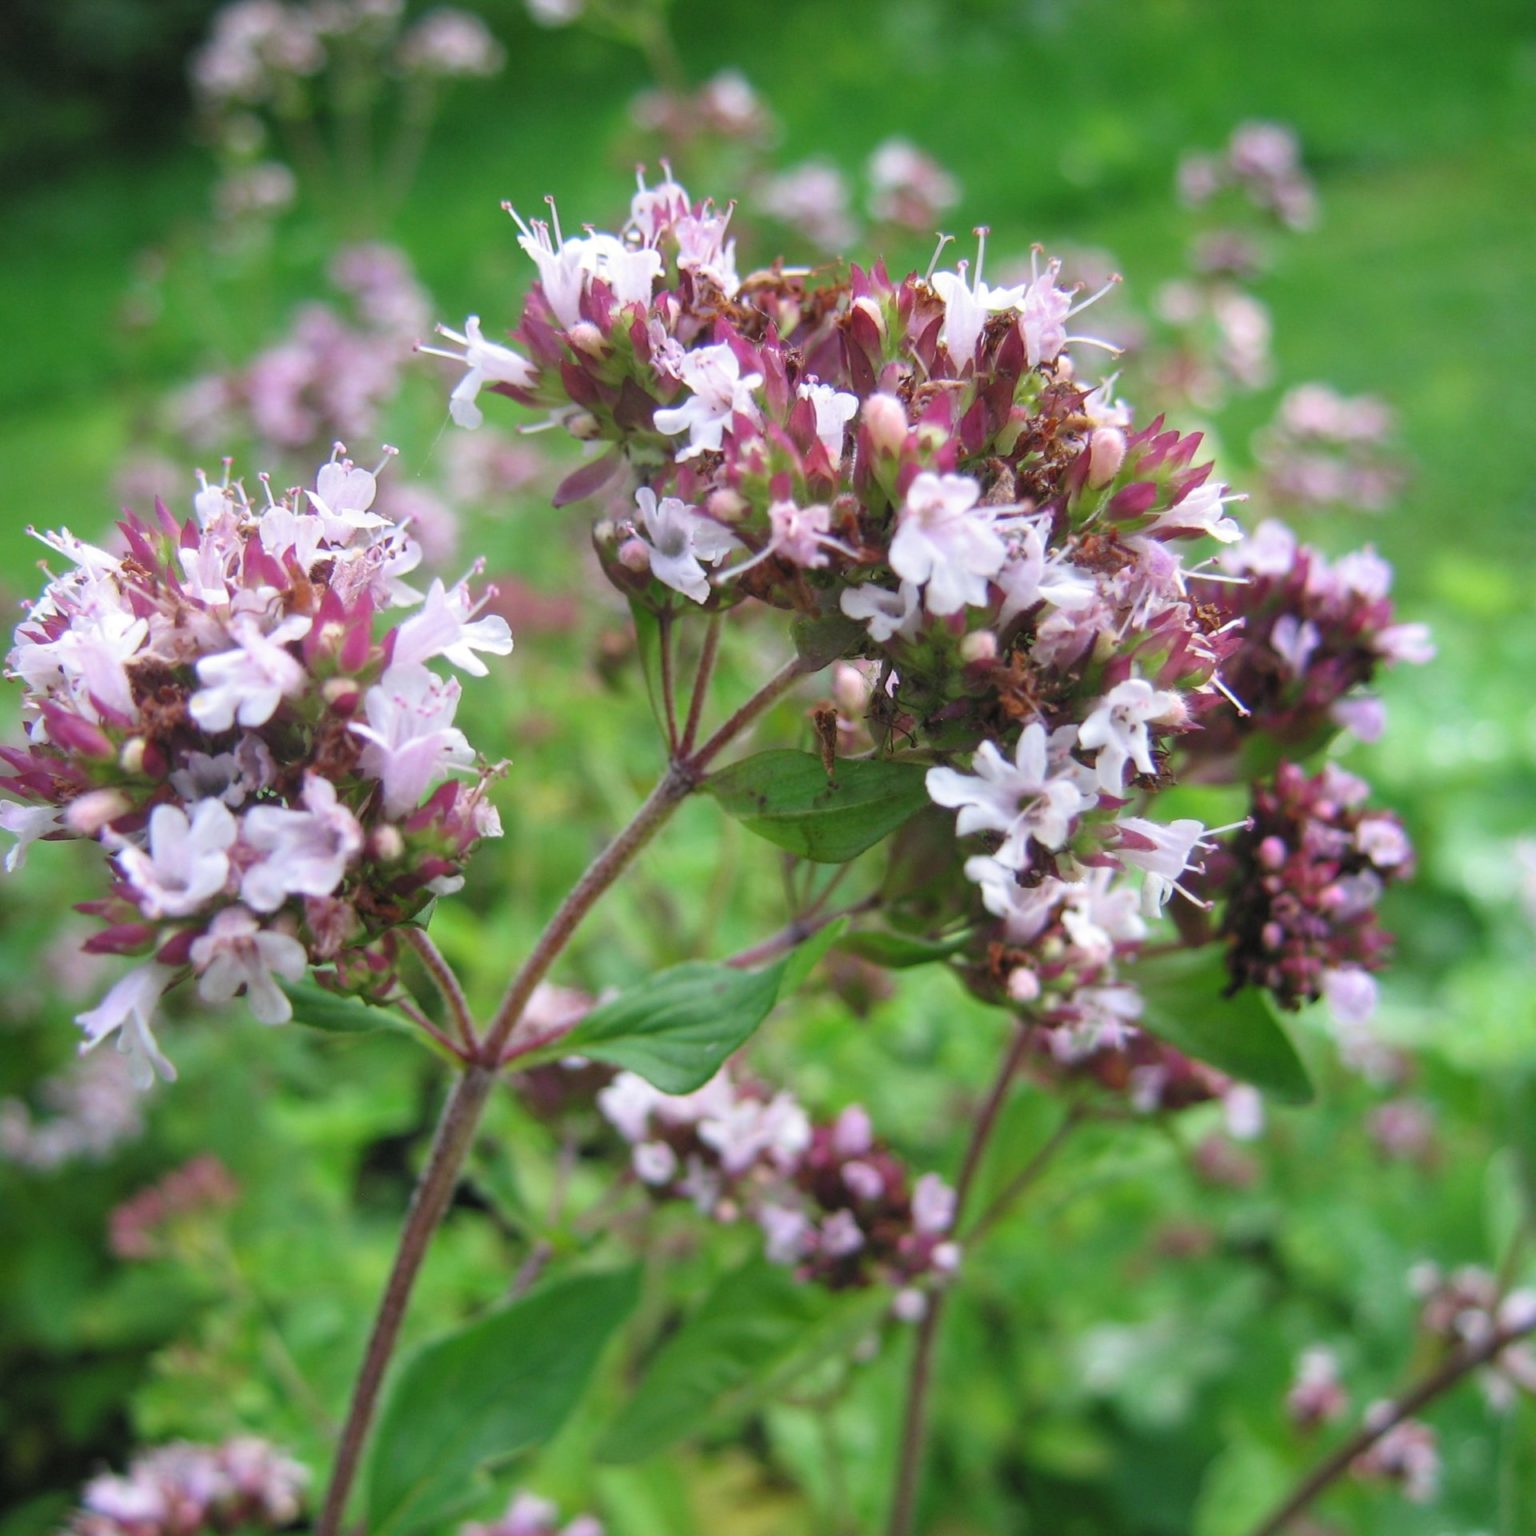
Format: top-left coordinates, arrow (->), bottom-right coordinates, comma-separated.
1136,948 -> 1315,1105
366,1269 -> 639,1536
704,749 -> 932,863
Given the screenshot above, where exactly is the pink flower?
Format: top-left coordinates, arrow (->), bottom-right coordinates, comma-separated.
889,472 -> 1006,616
190,614 -> 313,732
240,774 -> 364,911
1077,679 -> 1183,793
114,799 -> 237,919
652,343 -> 762,460
350,665 -> 475,815
390,578 -> 514,676
191,906 -> 308,1024
76,964 -> 178,1088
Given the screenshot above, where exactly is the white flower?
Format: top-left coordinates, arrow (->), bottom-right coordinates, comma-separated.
1271,613 -> 1321,674
1147,480 -> 1246,542
240,774 -> 364,911
1375,622 -> 1435,665
632,1140 -> 678,1186
963,856 -> 1067,942
190,906 -> 307,1025
0,801 -> 61,872
889,471 -> 1007,616
596,1071 -> 663,1142
190,614 -> 313,733
76,964 -> 178,1089
1114,816 -> 1212,912
652,343 -> 762,459
758,1202 -> 812,1264
1223,518 -> 1297,577
307,459 -> 389,541
390,577 -> 514,676
350,665 -> 475,817
912,1173 -> 956,1235
1068,984 -> 1143,1052
673,209 -> 739,295
996,518 -> 1097,625
630,487 -> 739,603
15,606 -> 148,723
1077,679 -> 1183,793
420,315 -> 537,429
114,800 -> 237,919
840,580 -> 920,642
1323,965 -> 1378,1026
797,381 -> 859,464
698,1090 -> 811,1176
926,723 -> 1095,868
1356,816 -> 1411,869
1060,869 -> 1147,965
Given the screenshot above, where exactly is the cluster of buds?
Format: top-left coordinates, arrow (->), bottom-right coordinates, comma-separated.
1,450 -> 507,1085
461,1492 -> 601,1536
59,1437 -> 307,1535
108,1154 -> 240,1260
597,1070 -> 958,1309
630,68 -> 776,148
1215,762 -> 1411,1022
0,1050 -> 144,1172
1195,521 -> 1432,756
424,171 -> 1422,1069
1255,383 -> 1407,513
1177,120 -> 1317,232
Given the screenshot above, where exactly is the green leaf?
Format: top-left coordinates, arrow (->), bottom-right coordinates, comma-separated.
598,1262 -> 883,1463
704,750 -> 931,864
628,596 -> 669,740
836,928 -> 971,968
790,609 -> 864,669
559,960 -> 786,1093
366,1269 -> 638,1536
1135,948 -> 1314,1105
279,980 -> 410,1036
778,916 -> 848,994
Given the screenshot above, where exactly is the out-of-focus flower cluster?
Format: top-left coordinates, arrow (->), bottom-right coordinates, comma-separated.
109,1154 -> 240,1260
0,1050 -> 144,1171
58,1437 -> 307,1535
598,1069 -> 958,1311
1410,1263 -> 1536,1410
190,0 -> 504,232
1,452 -> 508,1085
1177,120 -> 1317,232
1255,383 -> 1406,513
427,171 -> 1425,1064
192,0 -> 503,108
174,244 -> 431,463
461,1492 -> 601,1536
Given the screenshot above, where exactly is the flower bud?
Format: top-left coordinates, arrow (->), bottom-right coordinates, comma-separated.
371,825 -> 405,862
118,737 -> 147,775
1087,427 -> 1127,488
565,410 -> 601,440
566,321 -> 606,357
706,488 -> 749,523
960,630 -> 998,664
617,538 -> 651,573
65,789 -> 131,836
861,393 -> 908,458
1007,966 -> 1041,1003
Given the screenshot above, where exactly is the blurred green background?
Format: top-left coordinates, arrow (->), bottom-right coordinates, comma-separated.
3,1 -> 1536,1534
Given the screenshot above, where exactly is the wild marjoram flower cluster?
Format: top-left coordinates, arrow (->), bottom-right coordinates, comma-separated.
423,171 -> 1425,1069
1,454 -> 507,1084
2,173 -> 1425,1151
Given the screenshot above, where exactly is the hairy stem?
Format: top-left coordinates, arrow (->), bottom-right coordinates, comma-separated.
317,656 -> 808,1533
658,609 -> 679,752
1250,1318 -> 1536,1536
315,1063 -> 495,1536
403,926 -> 478,1053
887,1021 -> 1035,1536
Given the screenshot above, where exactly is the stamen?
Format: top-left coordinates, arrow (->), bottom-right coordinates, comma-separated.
1067,273 -> 1122,318
973,225 -> 990,286
1210,673 -> 1251,716
544,195 -> 563,246
925,232 -> 954,282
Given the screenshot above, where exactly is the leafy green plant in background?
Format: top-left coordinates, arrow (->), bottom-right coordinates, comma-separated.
4,3 -> 1536,1536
